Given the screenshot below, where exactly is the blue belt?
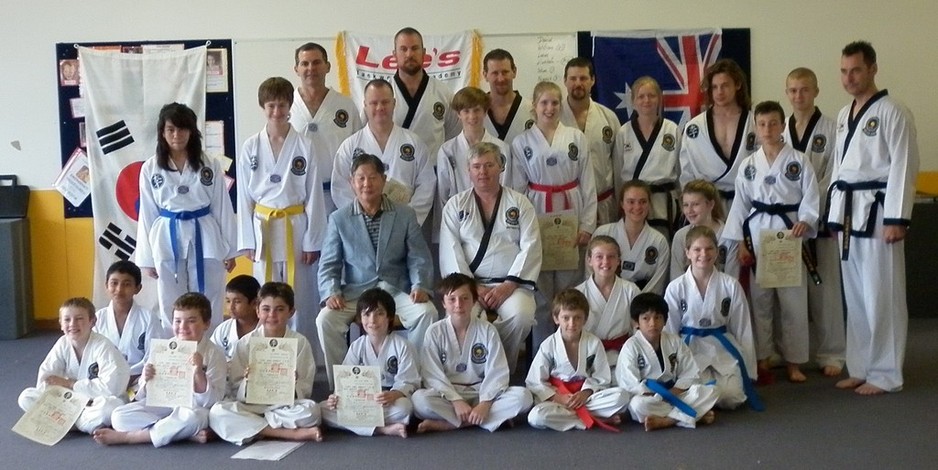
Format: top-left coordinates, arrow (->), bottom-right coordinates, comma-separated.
159,206 -> 211,294
644,379 -> 697,418
680,325 -> 765,411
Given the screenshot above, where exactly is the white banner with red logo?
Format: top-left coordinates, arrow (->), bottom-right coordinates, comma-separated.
335,30 -> 482,107
79,46 -> 206,308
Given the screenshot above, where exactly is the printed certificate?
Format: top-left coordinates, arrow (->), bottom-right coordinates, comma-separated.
334,365 -> 384,428
12,385 -> 84,446
756,229 -> 802,288
147,339 -> 197,408
246,337 -> 298,406
539,212 -> 579,271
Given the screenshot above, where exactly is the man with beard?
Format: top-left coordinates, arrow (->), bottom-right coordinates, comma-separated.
561,58 -> 621,225
483,49 -> 533,146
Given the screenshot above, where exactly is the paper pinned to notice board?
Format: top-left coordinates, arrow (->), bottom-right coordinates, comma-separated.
53,147 -> 91,207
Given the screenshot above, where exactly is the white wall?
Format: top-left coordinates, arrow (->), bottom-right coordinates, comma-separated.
2,0 -> 935,187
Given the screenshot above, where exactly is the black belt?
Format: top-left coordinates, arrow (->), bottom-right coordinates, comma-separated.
743,201 -> 821,285
823,180 -> 888,260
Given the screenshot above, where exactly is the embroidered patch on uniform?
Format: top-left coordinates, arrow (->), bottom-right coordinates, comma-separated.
668,353 -> 678,371
523,146 -> 533,160
624,142 -> 633,153
785,161 -> 802,181
433,102 -> 445,121
662,133 -> 676,151
680,299 -> 687,313
307,123 -> 319,133
700,317 -> 711,327
811,135 -> 827,153
746,132 -> 756,151
645,246 -> 659,265
456,363 -> 467,372
622,261 -> 636,272
150,174 -> 164,189
270,175 -> 282,184
744,164 -> 757,181
524,119 -> 535,130
334,109 -> 349,128
440,351 -> 447,364
353,147 -> 365,158
249,155 -> 258,171
721,297 -> 731,317
568,143 -> 579,161
291,156 -> 308,176
602,126 -> 614,144
686,124 -> 700,139
764,175 -> 777,185
471,343 -> 488,364
199,167 -> 214,186
400,144 -> 415,162
586,354 -> 596,374
637,354 -> 647,369
269,338 -> 278,347
505,207 -> 520,226
546,156 -> 558,166
178,185 -> 190,194
457,210 -> 467,222
386,355 -> 399,375
137,332 -> 146,351
718,245 -> 728,265
88,362 -> 99,379
863,117 -> 879,136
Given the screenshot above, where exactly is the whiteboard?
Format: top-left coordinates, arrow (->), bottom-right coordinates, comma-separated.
232,32 -> 577,147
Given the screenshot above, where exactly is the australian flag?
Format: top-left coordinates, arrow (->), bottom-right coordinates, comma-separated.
590,29 -> 751,127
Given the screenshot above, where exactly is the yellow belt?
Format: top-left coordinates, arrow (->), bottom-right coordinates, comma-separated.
254,203 -> 304,285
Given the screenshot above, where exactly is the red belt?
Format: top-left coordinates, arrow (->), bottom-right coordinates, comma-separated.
529,180 -> 578,212
601,333 -> 629,352
597,187 -> 615,203
548,376 -> 619,432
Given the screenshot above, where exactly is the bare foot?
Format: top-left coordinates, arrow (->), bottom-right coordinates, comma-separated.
644,416 -> 677,432
855,383 -> 887,396
787,364 -> 807,383
416,419 -> 457,434
597,415 -> 622,426
92,428 -> 150,445
836,377 -> 865,389
260,425 -> 323,442
189,429 -> 214,444
756,365 -> 776,386
376,423 -> 408,438
699,410 -> 716,425
822,365 -> 843,377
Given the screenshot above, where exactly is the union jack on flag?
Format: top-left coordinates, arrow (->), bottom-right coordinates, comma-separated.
592,30 -> 725,127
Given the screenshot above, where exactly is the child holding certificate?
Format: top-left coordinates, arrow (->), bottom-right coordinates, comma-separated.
322,288 -> 420,438
94,293 -> 227,447
617,293 -> 718,431
723,101 -> 820,383
664,226 -> 761,411
209,282 -> 322,444
18,298 -> 130,434
94,260 -> 161,389
211,274 -> 261,360
670,180 -> 740,280
413,274 -> 533,433
526,289 -> 629,431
